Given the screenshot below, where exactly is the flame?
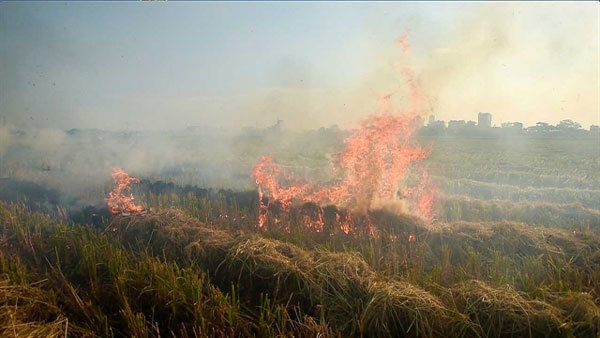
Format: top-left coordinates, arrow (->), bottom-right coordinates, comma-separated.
252,33 -> 437,233
301,204 -> 325,233
403,170 -> 438,221
253,112 -> 427,209
254,156 -> 310,230
106,168 -> 142,215
336,212 -> 352,235
305,111 -> 428,209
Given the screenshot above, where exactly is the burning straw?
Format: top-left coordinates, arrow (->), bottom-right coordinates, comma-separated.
253,34 -> 438,233
105,168 -> 143,215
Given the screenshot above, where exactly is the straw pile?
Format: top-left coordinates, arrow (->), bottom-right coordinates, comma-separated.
110,209 -> 236,268
0,279 -> 90,337
450,280 -> 565,337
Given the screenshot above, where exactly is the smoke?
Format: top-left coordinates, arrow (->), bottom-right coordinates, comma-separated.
2,3 -> 596,131
0,126 -> 12,157
0,2 -> 596,211
0,126 -> 221,206
0,123 -> 343,210
232,3 -> 598,130
417,3 -> 598,128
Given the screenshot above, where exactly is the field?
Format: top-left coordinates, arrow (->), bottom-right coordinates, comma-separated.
0,134 -> 599,337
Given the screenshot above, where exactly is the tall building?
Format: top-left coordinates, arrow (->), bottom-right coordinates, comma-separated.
428,115 -> 436,125
478,112 -> 492,128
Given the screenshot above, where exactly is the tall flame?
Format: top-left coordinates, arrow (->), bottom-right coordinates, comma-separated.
252,33 -> 438,231
106,168 -> 142,215
304,110 -> 428,211
403,170 -> 438,221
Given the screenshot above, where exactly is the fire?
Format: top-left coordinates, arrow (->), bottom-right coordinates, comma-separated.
252,33 -> 438,233
403,171 -> 438,221
305,111 -> 428,210
106,168 -> 142,215
336,212 -> 352,235
254,156 -> 309,230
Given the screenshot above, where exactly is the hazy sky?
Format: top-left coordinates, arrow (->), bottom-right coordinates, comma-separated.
1,2 -> 598,130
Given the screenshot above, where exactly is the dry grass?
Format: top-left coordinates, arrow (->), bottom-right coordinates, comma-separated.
1,203 -> 599,337
109,209 -> 600,337
428,221 -> 600,268
555,292 -> 600,337
110,209 -> 236,268
0,279 -> 91,338
362,280 -> 473,337
450,280 -> 565,337
223,236 -> 313,303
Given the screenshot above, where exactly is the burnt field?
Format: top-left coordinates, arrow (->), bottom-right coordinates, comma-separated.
0,133 -> 598,337
3,0 -> 600,335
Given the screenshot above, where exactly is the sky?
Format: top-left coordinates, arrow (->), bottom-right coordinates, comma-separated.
1,1 -> 598,130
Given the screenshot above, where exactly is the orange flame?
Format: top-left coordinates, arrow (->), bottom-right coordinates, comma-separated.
336,212 -> 353,235
305,111 -> 428,209
252,33 -> 437,232
403,170 -> 438,221
106,168 -> 142,215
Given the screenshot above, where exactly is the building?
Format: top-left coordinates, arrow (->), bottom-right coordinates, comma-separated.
429,120 -> 445,129
501,122 -> 523,131
478,112 -> 492,128
448,120 -> 466,131
428,115 -> 436,125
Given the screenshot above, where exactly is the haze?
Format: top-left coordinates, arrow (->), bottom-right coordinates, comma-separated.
1,1 -> 598,130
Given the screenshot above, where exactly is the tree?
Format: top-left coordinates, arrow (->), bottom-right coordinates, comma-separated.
557,119 -> 582,130
532,122 -> 551,132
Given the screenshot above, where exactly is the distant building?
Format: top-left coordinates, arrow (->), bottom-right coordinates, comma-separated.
420,115 -> 445,135
430,120 -> 445,129
500,122 -> 524,135
448,120 -> 466,131
478,112 -> 492,128
428,115 -> 436,125
420,113 -> 591,138
501,122 -> 523,130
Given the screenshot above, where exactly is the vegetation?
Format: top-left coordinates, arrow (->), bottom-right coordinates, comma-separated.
0,197 -> 598,337
0,135 -> 598,337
